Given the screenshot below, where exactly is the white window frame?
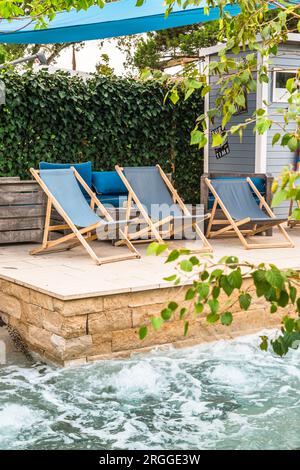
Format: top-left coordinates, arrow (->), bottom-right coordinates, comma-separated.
272,68 -> 297,103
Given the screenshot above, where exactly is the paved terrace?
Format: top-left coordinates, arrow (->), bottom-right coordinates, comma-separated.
1,228 -> 300,300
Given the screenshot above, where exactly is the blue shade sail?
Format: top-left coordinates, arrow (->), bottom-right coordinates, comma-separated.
0,0 -> 241,44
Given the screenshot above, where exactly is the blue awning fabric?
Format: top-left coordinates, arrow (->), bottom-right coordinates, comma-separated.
0,0 -> 241,44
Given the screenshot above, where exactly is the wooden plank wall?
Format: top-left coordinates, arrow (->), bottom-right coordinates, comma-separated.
0,177 -> 46,243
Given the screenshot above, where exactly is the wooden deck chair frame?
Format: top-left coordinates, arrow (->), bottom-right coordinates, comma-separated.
30,167 -> 141,265
205,177 -> 294,249
115,164 -> 213,254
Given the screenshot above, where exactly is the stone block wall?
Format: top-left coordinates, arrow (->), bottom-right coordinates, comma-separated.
0,278 -> 290,367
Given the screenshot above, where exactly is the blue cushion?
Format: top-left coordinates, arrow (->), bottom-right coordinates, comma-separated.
39,161 -> 92,198
92,171 -> 127,195
99,194 -> 127,208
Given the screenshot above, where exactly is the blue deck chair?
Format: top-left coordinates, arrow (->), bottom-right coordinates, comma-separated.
30,167 -> 140,265
115,165 -> 212,253
205,177 -> 294,249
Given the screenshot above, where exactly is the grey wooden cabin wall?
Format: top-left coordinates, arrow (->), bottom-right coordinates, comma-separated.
267,43 -> 300,217
208,51 -> 257,173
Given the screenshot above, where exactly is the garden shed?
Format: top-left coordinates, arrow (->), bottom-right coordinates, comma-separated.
201,33 -> 300,217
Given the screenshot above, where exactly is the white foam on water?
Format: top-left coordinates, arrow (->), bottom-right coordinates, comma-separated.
0,329 -> 300,450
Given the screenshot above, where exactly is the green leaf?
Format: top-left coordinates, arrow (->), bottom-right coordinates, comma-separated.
220,275 -> 234,296
287,137 -> 298,152
277,290 -> 289,308
286,77 -> 295,94
179,308 -> 187,320
270,302 -> 277,314
190,129 -> 207,148
283,317 -> 295,334
260,335 -> 268,352
139,325 -> 148,340
161,308 -> 172,321
184,321 -> 189,336
208,298 -> 219,315
228,268 -> 242,289
151,316 -> 164,331
212,132 -> 224,148
271,189 -> 287,207
168,302 -> 178,311
239,293 -> 251,311
206,313 -> 220,324
163,274 -> 177,282
166,250 -> 180,263
289,286 -> 297,304
221,312 -> 233,326
185,288 -> 195,300
198,282 -> 210,299
194,302 -> 204,314
146,242 -> 168,256
272,133 -> 281,146
265,269 -> 285,290
180,259 -> 193,272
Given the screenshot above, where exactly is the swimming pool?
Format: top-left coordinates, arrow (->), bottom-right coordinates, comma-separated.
0,330 -> 299,450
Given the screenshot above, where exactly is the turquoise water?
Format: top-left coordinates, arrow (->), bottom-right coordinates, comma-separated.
0,330 -> 300,450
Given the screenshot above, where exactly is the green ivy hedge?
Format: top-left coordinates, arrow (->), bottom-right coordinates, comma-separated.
0,70 -> 203,203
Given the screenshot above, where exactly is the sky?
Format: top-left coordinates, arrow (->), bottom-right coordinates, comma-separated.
55,39 -> 128,75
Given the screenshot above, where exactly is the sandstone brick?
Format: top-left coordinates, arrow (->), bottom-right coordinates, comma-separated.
28,325 -> 53,351
8,317 -> 29,339
89,332 -> 112,355
131,304 -> 164,327
1,281 -> 30,303
22,303 -> 44,328
103,293 -> 130,310
30,290 -> 54,311
87,350 -> 130,362
112,321 -> 185,352
0,293 -> 22,318
88,308 -> 132,334
51,334 -> 93,360
43,311 -> 87,338
128,288 -> 178,308
53,297 -> 103,316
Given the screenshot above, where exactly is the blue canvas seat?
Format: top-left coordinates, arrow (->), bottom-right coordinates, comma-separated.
30,167 -> 140,265
205,177 -> 294,249
115,165 -> 212,253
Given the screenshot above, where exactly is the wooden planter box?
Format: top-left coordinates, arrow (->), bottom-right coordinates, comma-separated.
0,177 -> 46,244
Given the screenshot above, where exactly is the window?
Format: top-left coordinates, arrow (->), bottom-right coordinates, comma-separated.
272,69 -> 297,103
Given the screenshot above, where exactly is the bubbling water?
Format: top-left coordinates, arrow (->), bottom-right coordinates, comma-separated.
0,330 -> 300,450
